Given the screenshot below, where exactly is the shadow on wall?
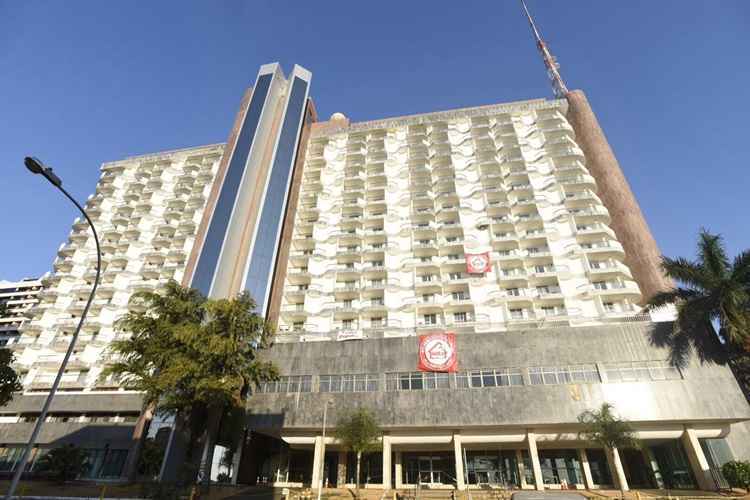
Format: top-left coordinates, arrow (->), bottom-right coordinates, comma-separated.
0,424 -> 135,480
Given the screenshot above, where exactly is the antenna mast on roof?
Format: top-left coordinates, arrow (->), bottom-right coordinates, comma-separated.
520,0 -> 569,98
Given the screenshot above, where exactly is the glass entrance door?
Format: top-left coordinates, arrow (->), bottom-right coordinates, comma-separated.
404,453 -> 455,485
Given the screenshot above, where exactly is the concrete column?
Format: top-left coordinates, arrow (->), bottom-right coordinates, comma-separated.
605,447 -> 629,492
515,449 -> 528,489
382,435 -> 392,489
642,446 -> 664,489
682,427 -> 714,491
578,449 -> 594,489
312,436 -> 324,488
394,451 -> 403,489
337,450 -> 347,487
453,433 -> 466,490
526,431 -> 544,490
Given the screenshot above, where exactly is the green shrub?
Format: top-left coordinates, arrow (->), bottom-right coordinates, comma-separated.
722,460 -> 750,489
35,444 -> 88,482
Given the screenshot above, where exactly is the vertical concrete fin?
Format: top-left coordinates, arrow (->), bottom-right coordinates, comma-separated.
565,89 -> 672,302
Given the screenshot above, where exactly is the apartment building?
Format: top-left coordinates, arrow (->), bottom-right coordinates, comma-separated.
0,278 -> 43,347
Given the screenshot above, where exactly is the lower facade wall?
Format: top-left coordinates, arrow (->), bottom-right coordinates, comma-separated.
243,428 -> 723,491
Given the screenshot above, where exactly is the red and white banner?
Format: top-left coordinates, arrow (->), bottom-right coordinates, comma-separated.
418,333 -> 457,372
465,252 -> 491,274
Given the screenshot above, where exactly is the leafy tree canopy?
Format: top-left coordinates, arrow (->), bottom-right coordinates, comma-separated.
334,408 -> 382,455
646,230 -> 750,366
102,280 -> 278,417
0,348 -> 22,407
578,403 -> 638,450
36,444 -> 88,482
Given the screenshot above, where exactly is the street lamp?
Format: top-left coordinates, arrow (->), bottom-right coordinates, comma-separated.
5,157 -> 102,500
317,400 -> 334,500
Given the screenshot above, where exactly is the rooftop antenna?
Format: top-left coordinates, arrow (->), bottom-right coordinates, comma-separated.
520,0 -> 569,98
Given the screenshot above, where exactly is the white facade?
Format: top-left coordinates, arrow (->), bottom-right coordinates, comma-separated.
278,98 -> 643,340
12,144 -> 224,392
0,278 -> 43,346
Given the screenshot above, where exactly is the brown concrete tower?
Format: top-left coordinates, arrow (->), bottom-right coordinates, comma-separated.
565,90 -> 671,301
521,0 -> 670,301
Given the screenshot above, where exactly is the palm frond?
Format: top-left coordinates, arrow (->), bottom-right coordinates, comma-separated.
644,288 -> 701,311
731,250 -> 750,286
698,230 -> 730,281
660,256 -> 711,291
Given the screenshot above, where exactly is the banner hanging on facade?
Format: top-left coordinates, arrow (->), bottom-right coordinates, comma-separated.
418,333 -> 457,372
465,252 -> 491,274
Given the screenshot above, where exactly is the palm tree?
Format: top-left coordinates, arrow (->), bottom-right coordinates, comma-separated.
334,408 -> 382,496
645,230 -> 750,369
578,403 -> 639,499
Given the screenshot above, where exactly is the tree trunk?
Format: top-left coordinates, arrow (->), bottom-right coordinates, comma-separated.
356,451 -> 362,498
122,402 -> 155,481
197,406 -> 224,485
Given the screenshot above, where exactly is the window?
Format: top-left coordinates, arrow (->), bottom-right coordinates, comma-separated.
593,281 -> 608,290
420,257 -> 431,263
506,288 -> 520,297
448,272 -> 462,280
343,299 -> 353,308
455,368 -> 524,389
422,294 -> 435,303
344,263 -> 355,269
603,302 -> 615,312
258,375 -> 312,394
604,361 -> 681,383
370,260 -> 384,267
298,284 -> 309,291
370,316 -> 386,327
452,291 -> 468,301
454,312 -> 468,323
421,274 -> 434,282
371,297 -> 384,306
529,365 -> 599,385
292,322 -> 304,331
320,374 -> 379,393
371,279 -> 383,287
509,308 -> 524,319
386,372 -> 450,391
342,319 -> 354,329
423,314 -> 437,325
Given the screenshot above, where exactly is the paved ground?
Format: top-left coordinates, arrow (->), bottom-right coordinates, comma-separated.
512,492 -> 587,500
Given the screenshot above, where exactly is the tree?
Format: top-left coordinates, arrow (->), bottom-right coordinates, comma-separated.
334,408 -> 381,495
722,461 -> 750,490
0,348 -> 22,407
36,444 -> 88,482
645,230 -> 750,367
102,280 -> 278,485
578,403 -> 638,498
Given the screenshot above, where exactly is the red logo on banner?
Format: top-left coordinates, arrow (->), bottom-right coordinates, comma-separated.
465,252 -> 491,274
418,333 -> 457,372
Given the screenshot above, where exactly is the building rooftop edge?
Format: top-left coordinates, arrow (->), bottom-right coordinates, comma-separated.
312,97 -> 567,137
101,142 -> 227,167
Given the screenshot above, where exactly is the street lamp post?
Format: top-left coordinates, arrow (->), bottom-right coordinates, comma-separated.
5,157 -> 102,500
317,400 -> 334,500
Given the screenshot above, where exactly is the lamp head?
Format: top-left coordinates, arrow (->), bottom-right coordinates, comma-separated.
24,157 -> 44,174
24,156 -> 62,187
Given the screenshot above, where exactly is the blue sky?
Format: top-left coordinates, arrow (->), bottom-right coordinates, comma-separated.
1,1 -> 748,281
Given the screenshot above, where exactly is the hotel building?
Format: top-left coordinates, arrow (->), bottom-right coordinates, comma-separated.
1,58 -> 748,487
